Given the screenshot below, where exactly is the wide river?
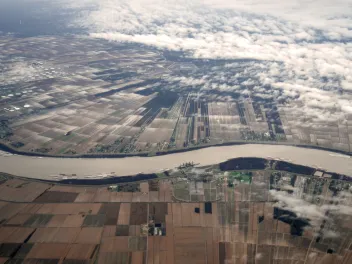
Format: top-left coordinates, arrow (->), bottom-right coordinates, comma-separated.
0,144 -> 351,180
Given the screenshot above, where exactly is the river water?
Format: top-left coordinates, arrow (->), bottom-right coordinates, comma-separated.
0,144 -> 351,180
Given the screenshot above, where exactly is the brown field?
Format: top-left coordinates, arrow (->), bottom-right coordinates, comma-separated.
37,203 -> 102,215
174,227 -> 206,264
0,174 -> 350,264
83,215 -> 106,227
171,203 -> 183,227
0,227 -> 35,243
74,191 -> 97,203
5,213 -> 31,226
40,128 -> 67,139
129,225 -> 141,236
26,243 -> 70,259
75,227 -> 103,244
76,123 -> 107,137
51,227 -> 81,243
121,192 -> 133,202
130,203 -> 148,225
65,244 -> 98,259
98,252 -> 132,264
149,203 -> 167,224
131,251 -> 145,264
117,204 -> 131,225
29,227 -> 80,243
62,214 -> 85,227
100,237 -> 130,252
116,225 -> 130,236
180,203 -> 201,226
103,226 -> 117,237
93,189 -> 111,203
48,185 -> 82,193
147,236 -> 168,264
140,182 -> 149,193
46,141 -> 73,154
148,119 -> 177,129
110,192 -> 123,202
0,201 -> 7,210
24,214 -> 53,228
149,191 -> 159,202
46,215 -> 68,228
0,203 -> 26,221
158,181 -> 172,202
132,192 -> 144,202
98,203 -> 120,225
34,191 -> 79,203
20,204 -> 43,214
128,236 -> 147,251
138,128 -> 174,144
0,182 -> 50,202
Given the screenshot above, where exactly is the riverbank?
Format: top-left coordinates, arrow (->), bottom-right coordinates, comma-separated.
0,139 -> 350,159
0,144 -> 351,180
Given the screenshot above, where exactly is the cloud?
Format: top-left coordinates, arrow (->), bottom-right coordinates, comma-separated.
255,253 -> 263,260
46,1 -> 352,129
0,61 -> 47,86
270,190 -> 326,222
270,188 -> 352,238
322,230 -> 340,239
203,0 -> 352,33
0,59 -> 66,87
341,80 -> 352,91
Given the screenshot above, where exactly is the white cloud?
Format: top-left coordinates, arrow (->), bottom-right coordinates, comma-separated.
60,0 -> 352,126
341,80 -> 352,91
0,61 -> 47,85
203,0 -> 352,33
255,253 -> 263,260
270,190 -> 326,222
270,188 -> 352,238
322,230 -> 340,238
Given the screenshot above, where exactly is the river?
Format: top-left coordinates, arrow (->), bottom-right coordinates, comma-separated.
0,144 -> 351,180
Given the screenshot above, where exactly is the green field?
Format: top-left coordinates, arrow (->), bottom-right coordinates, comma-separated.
156,172 -> 165,178
228,171 -> 252,185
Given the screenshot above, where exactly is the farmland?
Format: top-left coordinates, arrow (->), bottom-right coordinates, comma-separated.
0,160 -> 351,264
0,36 -> 351,156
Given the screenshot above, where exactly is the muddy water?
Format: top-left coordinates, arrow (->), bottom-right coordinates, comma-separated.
0,144 -> 351,180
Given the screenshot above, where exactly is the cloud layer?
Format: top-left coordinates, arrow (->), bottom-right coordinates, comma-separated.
65,1 -> 352,124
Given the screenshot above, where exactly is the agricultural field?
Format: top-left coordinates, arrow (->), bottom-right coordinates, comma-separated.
0,36 -> 351,156
0,160 -> 351,264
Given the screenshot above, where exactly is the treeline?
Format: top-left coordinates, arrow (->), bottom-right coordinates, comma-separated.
58,173 -> 158,185
219,157 -> 267,171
